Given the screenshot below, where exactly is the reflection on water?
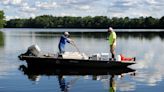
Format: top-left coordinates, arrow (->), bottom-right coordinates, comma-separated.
110,75 -> 116,92
0,29 -> 164,92
117,32 -> 164,40
0,31 -> 4,46
19,63 -> 136,92
58,75 -> 70,92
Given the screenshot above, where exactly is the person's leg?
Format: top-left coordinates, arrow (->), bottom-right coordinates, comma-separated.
58,45 -> 62,54
58,46 -> 64,58
110,45 -> 116,60
59,45 -> 65,54
60,46 -> 65,54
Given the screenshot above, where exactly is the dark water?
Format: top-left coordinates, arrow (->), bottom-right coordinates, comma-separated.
0,28 -> 164,92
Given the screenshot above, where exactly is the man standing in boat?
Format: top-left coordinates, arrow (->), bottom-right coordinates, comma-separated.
108,27 -> 117,61
58,32 -> 73,54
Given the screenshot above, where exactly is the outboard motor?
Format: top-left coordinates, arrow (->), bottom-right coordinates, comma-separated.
26,45 -> 41,56
18,45 -> 41,60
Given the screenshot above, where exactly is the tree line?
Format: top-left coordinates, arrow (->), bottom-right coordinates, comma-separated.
0,11 -> 164,29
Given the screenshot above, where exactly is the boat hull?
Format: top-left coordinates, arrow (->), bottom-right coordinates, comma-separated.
19,55 -> 135,68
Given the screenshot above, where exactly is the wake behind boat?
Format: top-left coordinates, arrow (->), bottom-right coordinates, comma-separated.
18,45 -> 136,68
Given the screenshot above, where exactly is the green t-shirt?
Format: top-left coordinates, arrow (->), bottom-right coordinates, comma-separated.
109,31 -> 117,45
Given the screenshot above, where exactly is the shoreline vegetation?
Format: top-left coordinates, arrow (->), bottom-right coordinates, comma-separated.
0,10 -> 164,29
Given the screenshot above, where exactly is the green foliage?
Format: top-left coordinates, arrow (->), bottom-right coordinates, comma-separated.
159,16 -> 164,28
5,15 -> 164,29
0,10 -> 5,28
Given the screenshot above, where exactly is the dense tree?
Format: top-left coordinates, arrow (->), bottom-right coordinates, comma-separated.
82,16 -> 93,28
0,10 -> 5,28
4,15 -> 164,29
144,16 -> 158,28
159,16 -> 164,28
6,19 -> 27,28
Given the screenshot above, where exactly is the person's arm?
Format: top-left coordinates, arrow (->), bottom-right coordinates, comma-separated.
67,38 -> 74,45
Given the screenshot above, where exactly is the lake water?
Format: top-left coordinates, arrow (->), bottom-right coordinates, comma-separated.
0,28 -> 164,92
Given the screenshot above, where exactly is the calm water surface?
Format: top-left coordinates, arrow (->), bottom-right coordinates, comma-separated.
0,28 -> 164,92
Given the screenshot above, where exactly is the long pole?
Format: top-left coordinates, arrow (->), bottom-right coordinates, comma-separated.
71,41 -> 85,59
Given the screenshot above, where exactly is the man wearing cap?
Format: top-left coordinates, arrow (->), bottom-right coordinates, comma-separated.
58,32 -> 72,54
108,27 -> 117,60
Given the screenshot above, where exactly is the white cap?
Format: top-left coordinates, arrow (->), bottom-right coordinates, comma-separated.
108,27 -> 113,31
64,32 -> 69,36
